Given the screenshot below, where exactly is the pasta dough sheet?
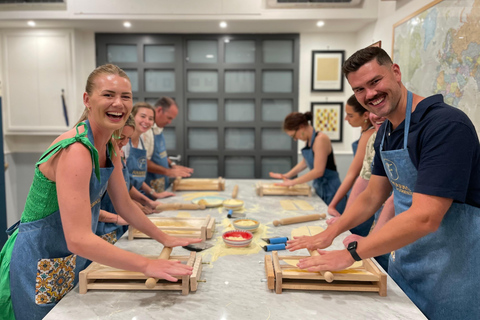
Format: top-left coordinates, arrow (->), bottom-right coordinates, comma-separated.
280,200 -> 297,211
293,200 -> 314,211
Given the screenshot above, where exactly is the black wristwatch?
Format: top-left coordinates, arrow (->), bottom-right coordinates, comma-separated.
347,241 -> 362,261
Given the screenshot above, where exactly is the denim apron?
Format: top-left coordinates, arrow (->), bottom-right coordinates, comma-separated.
380,91 -> 480,319
145,130 -> 170,192
8,120 -> 114,320
97,157 -> 130,244
302,130 -> 346,213
126,137 -> 147,191
351,139 -> 359,156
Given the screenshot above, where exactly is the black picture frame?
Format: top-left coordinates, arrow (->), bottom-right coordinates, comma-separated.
311,50 -> 345,92
311,101 -> 343,142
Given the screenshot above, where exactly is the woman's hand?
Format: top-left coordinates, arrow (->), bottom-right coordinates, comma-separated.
143,258 -> 194,282
161,234 -> 202,248
155,191 -> 175,199
327,205 -> 341,217
326,216 -> 340,226
269,172 -> 285,179
116,216 -> 129,225
275,178 -> 296,187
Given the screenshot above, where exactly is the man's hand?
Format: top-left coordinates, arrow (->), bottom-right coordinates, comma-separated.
342,234 -> 364,248
286,231 -> 334,252
297,249 -> 355,272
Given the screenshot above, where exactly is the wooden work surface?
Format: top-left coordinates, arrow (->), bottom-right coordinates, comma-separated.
45,180 -> 426,320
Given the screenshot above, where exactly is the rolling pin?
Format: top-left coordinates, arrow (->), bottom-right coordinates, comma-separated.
155,203 -> 206,211
145,247 -> 173,288
232,185 -> 239,199
273,213 -> 326,226
308,248 -> 334,283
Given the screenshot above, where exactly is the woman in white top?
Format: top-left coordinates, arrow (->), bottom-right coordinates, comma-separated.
123,102 -> 175,202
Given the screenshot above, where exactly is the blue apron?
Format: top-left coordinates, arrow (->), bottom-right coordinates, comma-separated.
145,130 -> 170,193
380,91 -> 480,319
302,130 -> 346,213
126,138 -> 147,191
97,157 -> 130,244
9,120 -> 114,320
351,139 -> 359,156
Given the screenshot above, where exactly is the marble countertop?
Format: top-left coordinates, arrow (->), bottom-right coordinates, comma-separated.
45,179 -> 426,320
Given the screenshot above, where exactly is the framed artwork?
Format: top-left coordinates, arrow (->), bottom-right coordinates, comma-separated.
369,40 -> 382,48
311,102 -> 343,142
311,50 -> 345,92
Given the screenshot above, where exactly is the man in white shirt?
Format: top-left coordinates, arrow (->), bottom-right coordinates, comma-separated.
143,97 -> 193,192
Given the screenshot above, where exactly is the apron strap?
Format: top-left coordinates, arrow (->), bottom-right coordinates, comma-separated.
36,122 -> 101,181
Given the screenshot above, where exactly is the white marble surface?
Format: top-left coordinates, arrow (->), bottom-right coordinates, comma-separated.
45,180 -> 426,320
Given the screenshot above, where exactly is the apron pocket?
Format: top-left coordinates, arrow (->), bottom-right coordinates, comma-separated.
35,254 -> 76,305
100,230 -> 118,245
151,178 -> 165,193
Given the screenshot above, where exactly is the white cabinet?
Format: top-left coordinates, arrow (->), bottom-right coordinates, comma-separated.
2,29 -> 75,135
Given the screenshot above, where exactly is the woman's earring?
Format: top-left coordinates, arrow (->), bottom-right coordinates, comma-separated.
364,119 -> 367,123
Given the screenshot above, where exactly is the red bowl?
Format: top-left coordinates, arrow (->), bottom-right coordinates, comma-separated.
222,230 -> 253,247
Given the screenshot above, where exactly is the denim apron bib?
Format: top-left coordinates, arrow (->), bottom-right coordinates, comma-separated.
145,130 -> 170,192
351,139 -> 359,156
126,137 -> 147,191
380,91 -> 480,319
8,120 -> 114,320
301,130 -> 346,213
97,157 -> 130,244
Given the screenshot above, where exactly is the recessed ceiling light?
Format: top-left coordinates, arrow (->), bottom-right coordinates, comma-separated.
123,21 -> 131,28
27,21 -> 36,27
316,21 -> 325,27
219,21 -> 227,28
224,39 -> 230,43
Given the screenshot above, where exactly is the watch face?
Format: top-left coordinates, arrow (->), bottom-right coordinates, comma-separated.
348,241 -> 357,250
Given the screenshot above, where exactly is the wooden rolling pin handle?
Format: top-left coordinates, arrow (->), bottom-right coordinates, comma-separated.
232,185 -> 239,199
272,213 -> 325,227
145,247 -> 173,289
309,249 -> 334,283
155,203 -> 206,211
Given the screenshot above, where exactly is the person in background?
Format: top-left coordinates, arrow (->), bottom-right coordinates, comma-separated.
269,111 -> 346,213
143,97 -> 193,193
327,95 -> 375,236
0,64 -> 201,320
333,111 -> 394,271
124,102 -> 175,200
96,114 -> 136,244
287,47 -> 480,320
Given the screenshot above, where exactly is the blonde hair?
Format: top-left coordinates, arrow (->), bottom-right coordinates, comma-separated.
76,64 -> 131,138
124,114 -> 136,129
132,102 -> 156,119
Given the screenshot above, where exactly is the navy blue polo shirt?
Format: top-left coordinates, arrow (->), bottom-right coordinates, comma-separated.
372,94 -> 480,208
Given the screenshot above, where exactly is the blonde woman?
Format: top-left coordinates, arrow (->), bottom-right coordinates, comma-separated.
0,64 -> 200,319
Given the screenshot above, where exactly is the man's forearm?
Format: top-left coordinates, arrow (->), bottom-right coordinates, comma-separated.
147,159 -> 170,175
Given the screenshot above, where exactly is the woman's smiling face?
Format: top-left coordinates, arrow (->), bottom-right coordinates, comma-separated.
84,73 -> 133,132
134,107 -> 155,134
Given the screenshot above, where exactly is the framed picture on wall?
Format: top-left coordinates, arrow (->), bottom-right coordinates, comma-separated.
311,50 -> 345,92
369,40 -> 382,48
311,102 -> 343,142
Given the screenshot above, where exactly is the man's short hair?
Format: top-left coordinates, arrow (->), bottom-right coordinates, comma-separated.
343,47 -> 393,78
154,96 -> 176,111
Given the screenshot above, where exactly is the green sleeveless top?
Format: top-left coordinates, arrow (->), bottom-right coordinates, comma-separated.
21,122 -> 101,223
0,122 -> 102,320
